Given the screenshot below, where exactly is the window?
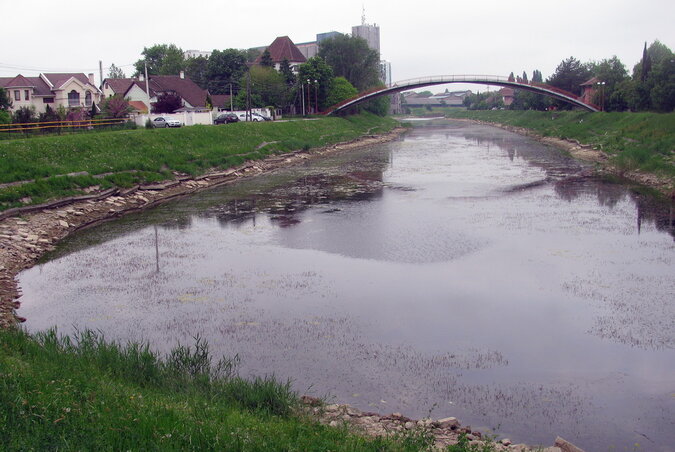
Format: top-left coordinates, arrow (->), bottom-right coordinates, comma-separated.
14,90 -> 20,101
24,90 -> 30,101
68,90 -> 80,107
85,91 -> 92,107
43,97 -> 54,104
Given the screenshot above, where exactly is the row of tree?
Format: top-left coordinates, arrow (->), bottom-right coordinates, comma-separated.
463,40 -> 673,112
121,35 -> 386,115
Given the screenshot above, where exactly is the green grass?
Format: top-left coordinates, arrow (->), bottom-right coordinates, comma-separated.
0,328 -> 438,451
439,110 -> 675,178
0,113 -> 398,211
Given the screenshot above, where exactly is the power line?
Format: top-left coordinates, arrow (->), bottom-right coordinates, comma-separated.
0,61 -> 136,75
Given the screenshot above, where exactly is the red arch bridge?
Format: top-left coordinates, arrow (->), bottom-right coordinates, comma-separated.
323,75 -> 600,115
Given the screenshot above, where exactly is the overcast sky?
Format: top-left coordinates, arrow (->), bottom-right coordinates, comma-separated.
2,0 -> 673,91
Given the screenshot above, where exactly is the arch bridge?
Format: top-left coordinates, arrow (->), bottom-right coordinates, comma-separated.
324,75 -> 600,114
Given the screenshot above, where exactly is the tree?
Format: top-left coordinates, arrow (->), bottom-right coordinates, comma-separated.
206,49 -> 248,95
101,95 -> 133,118
151,92 -> 182,113
326,77 -> 358,107
13,106 -> 36,125
185,56 -> 209,90
362,86 -> 390,116
279,59 -> 296,86
134,44 -> 185,76
107,63 -> 126,79
589,56 -> 629,111
248,66 -> 289,107
532,70 -> 543,83
0,87 -> 12,111
522,71 -> 528,83
546,57 -> 592,109
547,57 -> 592,95
297,57 -> 334,111
318,34 -> 380,91
38,104 -> 60,123
245,48 -> 262,63
630,40 -> 674,112
259,49 -> 274,67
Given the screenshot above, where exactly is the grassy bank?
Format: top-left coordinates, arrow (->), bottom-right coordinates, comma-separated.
441,110 -> 675,179
0,328 -> 438,451
0,113 -> 397,211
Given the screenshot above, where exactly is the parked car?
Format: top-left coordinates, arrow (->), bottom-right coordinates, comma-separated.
214,113 -> 239,124
152,116 -> 182,128
251,112 -> 272,121
237,113 -> 263,122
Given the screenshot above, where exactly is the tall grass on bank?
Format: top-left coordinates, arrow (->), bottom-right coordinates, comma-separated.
0,113 -> 398,211
439,110 -> 675,178
0,328 -> 436,451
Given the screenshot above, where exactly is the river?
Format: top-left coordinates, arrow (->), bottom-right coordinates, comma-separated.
18,120 -> 675,450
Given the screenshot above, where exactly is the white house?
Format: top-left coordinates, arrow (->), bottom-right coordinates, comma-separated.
0,73 -> 101,114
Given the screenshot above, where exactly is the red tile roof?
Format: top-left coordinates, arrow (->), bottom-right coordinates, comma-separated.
42,73 -> 92,89
0,75 -> 55,96
3,75 -> 33,88
127,75 -> 208,108
580,76 -> 600,86
104,78 -> 135,95
211,94 -> 232,108
128,101 -> 148,113
256,36 -> 307,64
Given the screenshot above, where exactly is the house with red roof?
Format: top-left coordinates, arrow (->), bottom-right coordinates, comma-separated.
102,72 -> 210,113
0,72 -> 101,114
255,36 -> 307,72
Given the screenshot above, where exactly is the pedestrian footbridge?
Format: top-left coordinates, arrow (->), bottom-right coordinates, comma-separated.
324,75 -> 600,114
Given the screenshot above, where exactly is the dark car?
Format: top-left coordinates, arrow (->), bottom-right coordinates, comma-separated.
214,113 -> 239,124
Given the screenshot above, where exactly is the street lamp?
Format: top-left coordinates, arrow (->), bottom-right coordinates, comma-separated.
596,81 -> 606,111
314,79 -> 318,114
306,79 -> 311,114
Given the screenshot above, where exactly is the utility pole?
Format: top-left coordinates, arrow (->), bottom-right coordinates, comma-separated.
144,62 -> 151,114
301,82 -> 305,116
229,83 -> 233,111
99,60 -> 103,87
314,80 -> 318,114
246,70 -> 251,121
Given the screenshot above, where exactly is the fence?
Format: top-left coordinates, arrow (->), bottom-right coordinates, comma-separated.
0,118 -> 130,136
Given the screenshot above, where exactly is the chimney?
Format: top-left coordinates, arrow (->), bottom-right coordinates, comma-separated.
139,74 -> 145,82
180,71 -> 185,79
88,73 -> 95,85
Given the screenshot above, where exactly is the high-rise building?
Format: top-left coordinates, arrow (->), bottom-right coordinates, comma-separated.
351,22 -> 380,54
379,61 -> 392,86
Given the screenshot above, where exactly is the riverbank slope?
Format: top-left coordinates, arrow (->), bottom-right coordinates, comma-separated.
437,110 -> 674,197
0,113 -> 398,213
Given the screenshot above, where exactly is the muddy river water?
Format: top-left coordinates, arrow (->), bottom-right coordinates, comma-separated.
18,120 -> 675,450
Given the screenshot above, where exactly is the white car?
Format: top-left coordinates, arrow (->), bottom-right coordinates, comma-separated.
237,113 -> 263,122
153,116 -> 182,128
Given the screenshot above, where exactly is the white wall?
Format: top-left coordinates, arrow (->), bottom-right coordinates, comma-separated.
135,111 -> 213,127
